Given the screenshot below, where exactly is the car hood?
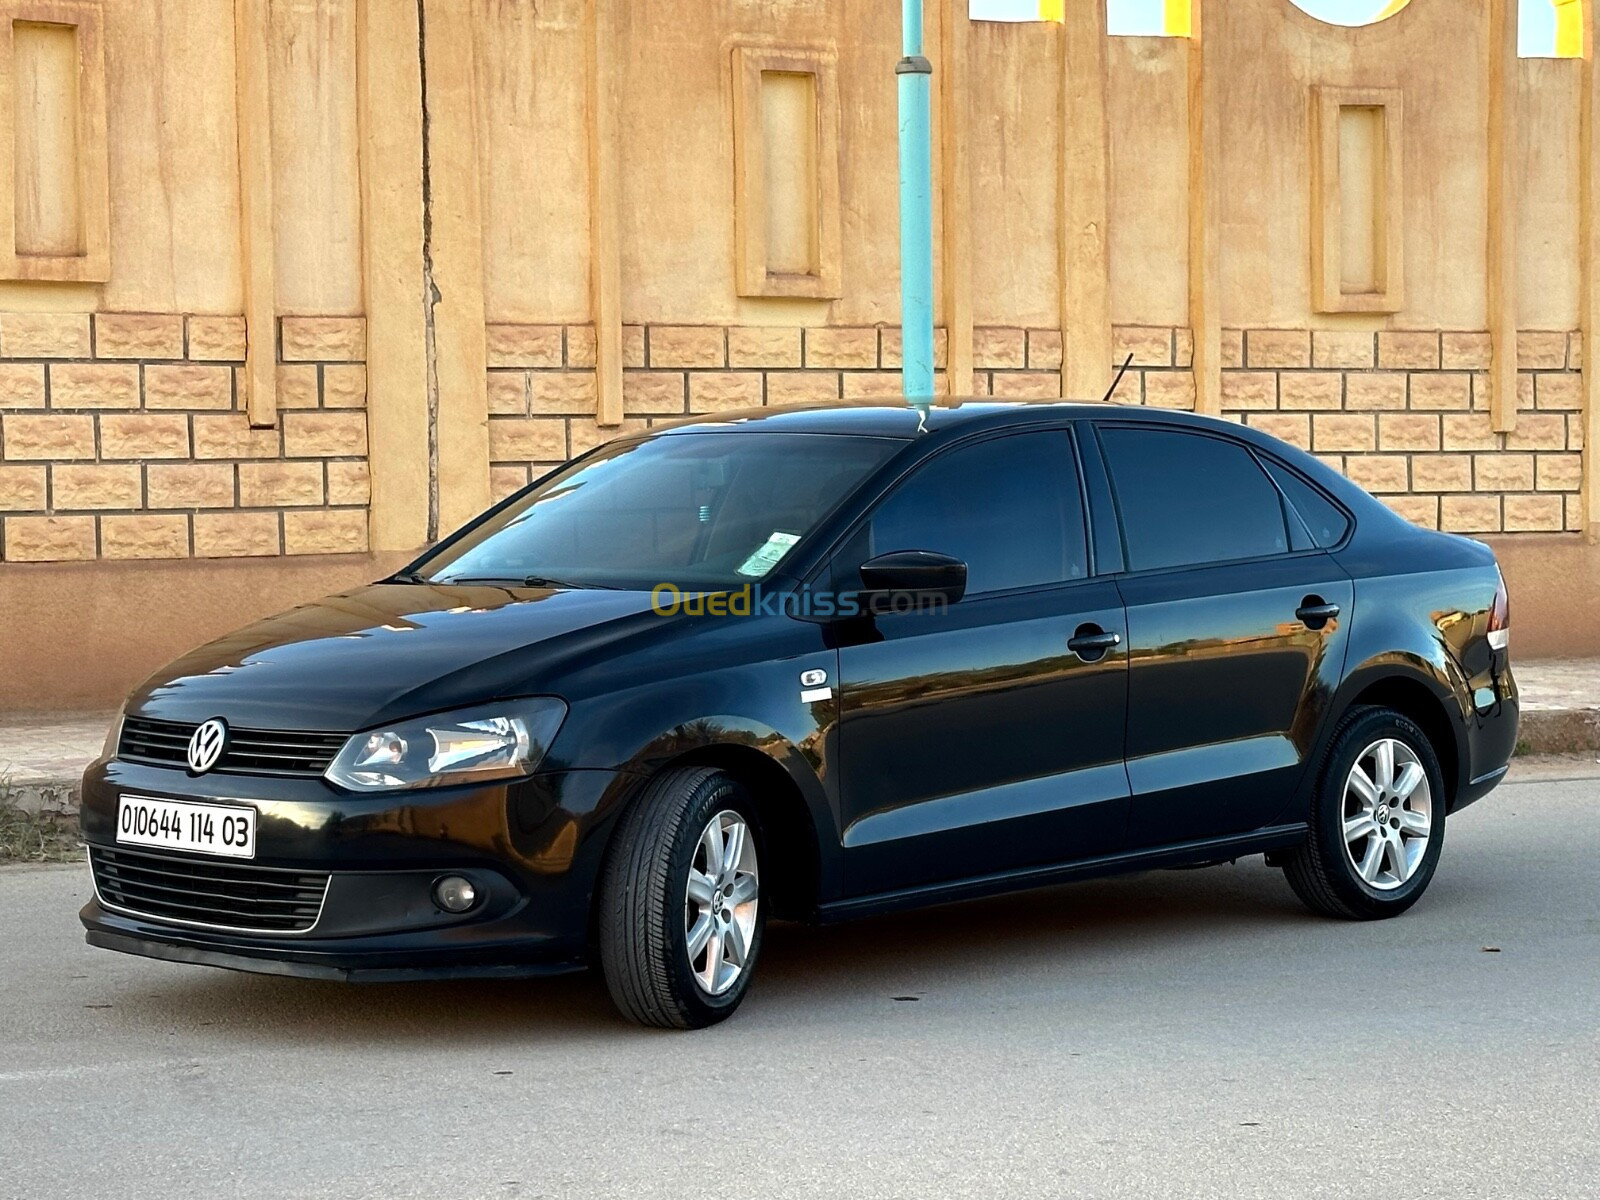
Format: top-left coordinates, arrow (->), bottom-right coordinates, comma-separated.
127,583 -> 668,731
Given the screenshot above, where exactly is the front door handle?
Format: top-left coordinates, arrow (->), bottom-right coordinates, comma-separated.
1068,626 -> 1122,660
1296,597 -> 1341,628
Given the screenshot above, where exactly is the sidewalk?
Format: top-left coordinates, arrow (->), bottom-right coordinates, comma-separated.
0,712 -> 113,817
1,662 -> 1597,818
1513,660 -> 1600,754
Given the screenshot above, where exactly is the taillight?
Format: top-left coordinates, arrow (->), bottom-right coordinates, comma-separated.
1487,571 -> 1510,652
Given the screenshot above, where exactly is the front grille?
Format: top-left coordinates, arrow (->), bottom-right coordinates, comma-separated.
119,717 -> 347,777
90,845 -> 330,933
116,717 -> 191,765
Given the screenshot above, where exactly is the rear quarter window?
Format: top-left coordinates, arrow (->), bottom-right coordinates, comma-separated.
1263,459 -> 1351,549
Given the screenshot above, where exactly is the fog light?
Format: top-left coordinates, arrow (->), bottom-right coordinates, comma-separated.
433,875 -> 479,914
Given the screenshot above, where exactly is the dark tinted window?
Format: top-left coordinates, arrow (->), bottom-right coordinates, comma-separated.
1100,427 -> 1289,571
1265,459 -> 1350,548
862,432 -> 1087,595
418,432 -> 899,590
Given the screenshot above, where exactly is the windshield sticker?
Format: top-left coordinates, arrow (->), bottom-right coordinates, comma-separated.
737,531 -> 801,578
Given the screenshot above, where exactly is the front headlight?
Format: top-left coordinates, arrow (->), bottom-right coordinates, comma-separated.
324,698 -> 567,792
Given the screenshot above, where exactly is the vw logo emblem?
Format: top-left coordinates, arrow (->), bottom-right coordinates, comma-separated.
187,718 -> 229,775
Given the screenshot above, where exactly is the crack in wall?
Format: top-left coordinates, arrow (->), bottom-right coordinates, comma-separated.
417,0 -> 441,543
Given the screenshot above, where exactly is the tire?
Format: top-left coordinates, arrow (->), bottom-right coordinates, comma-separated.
1282,705 -> 1448,920
598,767 -> 766,1029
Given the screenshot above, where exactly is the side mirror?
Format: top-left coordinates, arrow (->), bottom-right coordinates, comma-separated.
858,550 -> 967,605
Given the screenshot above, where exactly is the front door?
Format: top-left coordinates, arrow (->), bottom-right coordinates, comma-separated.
830,429 -> 1130,896
1094,424 -> 1354,847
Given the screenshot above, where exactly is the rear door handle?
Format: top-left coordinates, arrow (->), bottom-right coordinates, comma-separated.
1068,628 -> 1122,658
1296,599 -> 1341,627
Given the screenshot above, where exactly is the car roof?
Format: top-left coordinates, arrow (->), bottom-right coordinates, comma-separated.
646,398 -> 1240,439
642,397 -> 1386,526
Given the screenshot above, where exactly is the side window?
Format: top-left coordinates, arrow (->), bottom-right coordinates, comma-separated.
1099,427 -> 1290,571
1263,459 -> 1351,549
855,431 -> 1088,596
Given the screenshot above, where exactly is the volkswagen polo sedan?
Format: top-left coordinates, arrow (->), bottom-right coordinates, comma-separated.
80,401 -> 1518,1028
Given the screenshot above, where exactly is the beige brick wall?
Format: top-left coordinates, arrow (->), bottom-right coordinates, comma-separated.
1226,328 -> 1583,535
0,313 -> 370,563
487,322 -> 1583,537
487,322 -> 959,499
485,321 -> 1085,501
7,313 -> 1565,553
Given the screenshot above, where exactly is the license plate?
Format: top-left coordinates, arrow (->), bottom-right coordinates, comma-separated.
116,795 -> 257,860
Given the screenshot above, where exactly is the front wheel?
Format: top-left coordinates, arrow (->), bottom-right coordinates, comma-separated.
598,767 -> 765,1028
1282,705 -> 1447,920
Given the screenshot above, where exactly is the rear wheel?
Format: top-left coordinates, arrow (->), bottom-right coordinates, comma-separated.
1282,705 -> 1446,920
598,767 -> 765,1028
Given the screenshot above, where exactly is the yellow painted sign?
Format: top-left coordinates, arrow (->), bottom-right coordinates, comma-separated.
970,0 -> 1190,36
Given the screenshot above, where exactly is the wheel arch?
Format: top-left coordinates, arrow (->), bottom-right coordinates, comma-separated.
1329,662 -> 1467,806
662,743 -> 823,921
596,717 -> 836,923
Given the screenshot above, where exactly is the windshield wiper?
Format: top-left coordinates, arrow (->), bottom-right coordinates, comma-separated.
523,575 -> 604,589
430,574 -> 611,590
387,571 -> 431,584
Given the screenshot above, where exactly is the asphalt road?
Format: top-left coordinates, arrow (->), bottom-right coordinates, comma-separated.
3,775 -> 1598,1200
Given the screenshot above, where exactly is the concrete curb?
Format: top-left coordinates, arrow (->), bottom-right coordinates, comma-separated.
4,707 -> 1598,823
1518,708 -> 1600,756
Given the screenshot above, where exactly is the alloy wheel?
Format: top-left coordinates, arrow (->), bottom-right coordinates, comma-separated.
1341,737 -> 1433,892
684,809 -> 760,996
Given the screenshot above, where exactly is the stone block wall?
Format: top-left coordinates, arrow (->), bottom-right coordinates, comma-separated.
0,312 -> 1581,561
1222,328 -> 1583,534
485,321 -> 1194,501
0,314 -> 370,562
487,319 -> 1580,537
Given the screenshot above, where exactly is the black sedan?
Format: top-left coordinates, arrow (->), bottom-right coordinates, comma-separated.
80,401 -> 1518,1028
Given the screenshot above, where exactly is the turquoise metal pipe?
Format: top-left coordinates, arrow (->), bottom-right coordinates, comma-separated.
897,0 -> 936,403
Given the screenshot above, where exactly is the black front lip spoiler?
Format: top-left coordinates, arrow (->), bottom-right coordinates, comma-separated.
85,928 -> 586,983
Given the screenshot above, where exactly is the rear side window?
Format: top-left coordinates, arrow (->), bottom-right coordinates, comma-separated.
860,431 -> 1088,595
1099,427 -> 1289,571
1264,459 -> 1351,549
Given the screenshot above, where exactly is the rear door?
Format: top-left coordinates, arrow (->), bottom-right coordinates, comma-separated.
1092,424 -> 1353,846
830,428 -> 1130,895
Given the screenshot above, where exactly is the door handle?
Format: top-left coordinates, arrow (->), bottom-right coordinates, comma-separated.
1068,627 -> 1122,659
1296,597 -> 1341,628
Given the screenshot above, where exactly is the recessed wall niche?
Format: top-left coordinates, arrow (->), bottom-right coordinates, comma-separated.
1310,85 -> 1404,314
730,43 -> 842,300
0,0 -> 108,282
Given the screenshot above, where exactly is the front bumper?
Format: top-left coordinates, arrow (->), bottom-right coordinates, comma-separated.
78,759 -> 639,979
82,914 -> 586,982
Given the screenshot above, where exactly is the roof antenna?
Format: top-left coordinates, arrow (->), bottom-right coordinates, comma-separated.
1100,354 -> 1135,404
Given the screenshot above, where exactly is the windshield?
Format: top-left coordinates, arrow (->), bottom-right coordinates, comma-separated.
416,431 -> 903,590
